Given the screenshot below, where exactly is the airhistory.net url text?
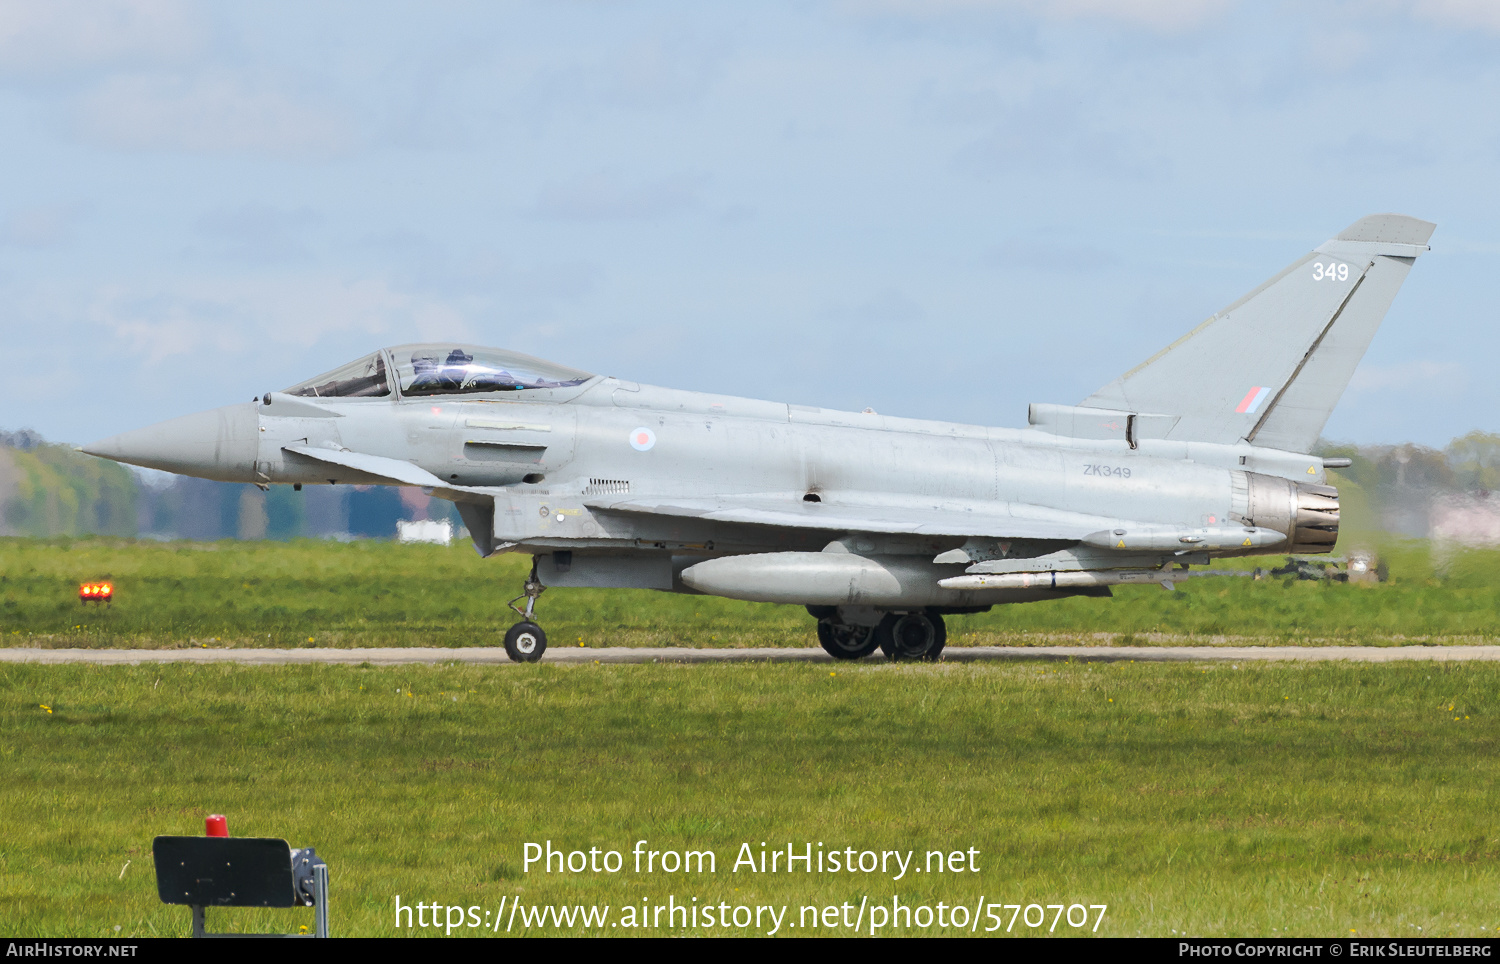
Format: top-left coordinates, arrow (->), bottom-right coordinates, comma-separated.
394,895 -> 1107,936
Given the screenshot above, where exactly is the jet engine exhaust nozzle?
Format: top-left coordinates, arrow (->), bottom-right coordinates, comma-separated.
1235,472 -> 1340,555
1291,482 -> 1340,553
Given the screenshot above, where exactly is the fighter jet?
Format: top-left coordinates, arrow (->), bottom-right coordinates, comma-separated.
83,214 -> 1434,662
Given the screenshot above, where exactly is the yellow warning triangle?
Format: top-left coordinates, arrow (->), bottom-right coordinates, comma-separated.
1307,465 -> 1317,474
1243,537 -> 1253,546
1117,540 -> 1126,548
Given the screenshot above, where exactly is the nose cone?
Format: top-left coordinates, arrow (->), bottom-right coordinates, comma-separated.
82,403 -> 260,483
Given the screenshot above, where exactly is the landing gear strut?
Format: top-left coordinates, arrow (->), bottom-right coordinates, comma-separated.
504,558 -> 548,663
876,611 -> 946,662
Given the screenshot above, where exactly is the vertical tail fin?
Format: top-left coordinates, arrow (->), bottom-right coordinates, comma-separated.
1082,214 -> 1435,451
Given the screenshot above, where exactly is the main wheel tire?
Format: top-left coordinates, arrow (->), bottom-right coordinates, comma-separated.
504,621 -> 548,663
876,612 -> 946,662
816,619 -> 880,660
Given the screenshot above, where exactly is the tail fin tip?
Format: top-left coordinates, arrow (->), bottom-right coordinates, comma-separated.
1335,213 -> 1436,248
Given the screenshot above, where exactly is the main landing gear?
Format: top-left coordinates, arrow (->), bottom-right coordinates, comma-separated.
504,559 -> 548,663
808,606 -> 880,659
808,607 -> 946,662
876,611 -> 946,662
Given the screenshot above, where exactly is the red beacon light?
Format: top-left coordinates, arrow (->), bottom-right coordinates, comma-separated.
78,582 -> 113,605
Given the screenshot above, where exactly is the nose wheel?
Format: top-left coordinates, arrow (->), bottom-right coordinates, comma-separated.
504,558 -> 549,663
504,621 -> 547,662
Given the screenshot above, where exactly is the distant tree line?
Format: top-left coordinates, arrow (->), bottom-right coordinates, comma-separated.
1319,431 -> 1500,538
0,430 -> 137,537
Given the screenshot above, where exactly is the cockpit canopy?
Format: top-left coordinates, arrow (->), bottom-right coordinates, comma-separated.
282,345 -> 594,399
283,352 -> 391,398
393,345 -> 593,396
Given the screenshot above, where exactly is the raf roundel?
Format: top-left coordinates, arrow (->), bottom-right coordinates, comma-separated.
629,427 -> 657,452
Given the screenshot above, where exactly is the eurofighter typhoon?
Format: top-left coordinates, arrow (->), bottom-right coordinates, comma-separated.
84,215 -> 1434,662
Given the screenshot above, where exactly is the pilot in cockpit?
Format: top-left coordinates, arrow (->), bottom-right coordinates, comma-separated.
441,349 -> 474,389
408,352 -> 443,392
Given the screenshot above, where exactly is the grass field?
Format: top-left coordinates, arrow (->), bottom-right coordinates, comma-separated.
5,536 -> 1500,649
3,659 -> 1497,938
5,537 -> 1500,938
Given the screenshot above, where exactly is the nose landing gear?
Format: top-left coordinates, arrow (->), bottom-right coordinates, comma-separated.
504,559 -> 548,663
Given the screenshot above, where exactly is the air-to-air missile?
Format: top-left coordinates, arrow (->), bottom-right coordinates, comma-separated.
84,215 -> 1434,662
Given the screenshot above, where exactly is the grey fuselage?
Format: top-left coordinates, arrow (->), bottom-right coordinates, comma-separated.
124,374 -> 1331,610
88,213 -> 1440,616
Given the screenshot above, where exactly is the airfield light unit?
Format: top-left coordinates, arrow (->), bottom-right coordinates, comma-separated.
78,582 -> 112,605
153,813 -> 331,938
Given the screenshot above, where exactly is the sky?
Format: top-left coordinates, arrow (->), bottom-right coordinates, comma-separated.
2,0 -> 1498,449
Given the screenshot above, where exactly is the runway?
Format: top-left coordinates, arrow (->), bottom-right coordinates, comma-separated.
5,645 -> 1500,665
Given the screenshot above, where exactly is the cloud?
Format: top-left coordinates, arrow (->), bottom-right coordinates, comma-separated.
820,288 -> 927,326
73,72 -> 353,157
519,34 -> 733,122
951,90 -> 1160,179
845,0 -> 1233,31
194,204 -> 319,265
1,204 -> 80,247
986,239 -> 1117,272
351,232 -> 605,306
1304,28 -> 1372,74
85,276 -> 474,364
1040,0 -> 1231,27
0,0 -> 201,77
530,171 -> 706,220
598,36 -> 731,110
1406,0 -> 1500,33
448,252 -> 604,301
1328,131 -> 1434,174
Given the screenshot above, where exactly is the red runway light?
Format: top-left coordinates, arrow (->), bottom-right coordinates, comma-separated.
78,582 -> 113,605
